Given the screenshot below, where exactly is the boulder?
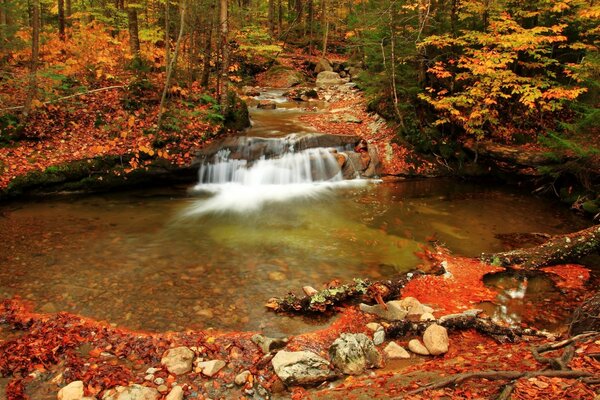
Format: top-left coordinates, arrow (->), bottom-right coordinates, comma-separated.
161,347 -> 195,375
102,385 -> 160,400
271,350 -> 336,386
251,334 -> 288,354
316,71 -> 345,88
58,381 -> 84,400
329,333 -> 383,375
195,360 -> 226,377
384,342 -> 411,359
423,323 -> 449,355
359,301 -> 408,321
315,58 -> 333,73
263,67 -> 304,88
408,339 -> 430,356
165,386 -> 183,400
330,113 -> 362,124
257,100 -> 277,110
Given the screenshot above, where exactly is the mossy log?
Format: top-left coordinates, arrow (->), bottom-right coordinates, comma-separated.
482,224 -> 600,269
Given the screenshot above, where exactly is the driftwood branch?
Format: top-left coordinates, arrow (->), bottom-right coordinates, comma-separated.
1,85 -> 126,112
404,369 -> 596,397
482,224 -> 600,269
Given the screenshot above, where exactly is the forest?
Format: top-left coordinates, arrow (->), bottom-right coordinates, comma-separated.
0,0 -> 600,399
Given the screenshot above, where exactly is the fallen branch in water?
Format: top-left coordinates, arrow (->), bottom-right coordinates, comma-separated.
482,224 -> 600,269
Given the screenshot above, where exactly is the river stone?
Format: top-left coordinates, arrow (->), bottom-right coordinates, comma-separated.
257,100 -> 276,109
58,381 -> 84,400
271,350 -> 335,386
252,334 -> 288,354
196,360 -> 226,377
384,342 -> 411,359
316,71 -> 345,88
329,333 -> 383,375
408,339 -> 430,356
420,312 -> 436,321
161,347 -> 195,375
165,386 -> 183,400
235,370 -> 251,386
373,330 -> 385,346
366,322 -> 383,332
423,323 -> 449,355
102,385 -> 160,400
359,301 -> 408,321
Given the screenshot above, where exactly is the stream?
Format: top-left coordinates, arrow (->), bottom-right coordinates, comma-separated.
0,89 -> 592,336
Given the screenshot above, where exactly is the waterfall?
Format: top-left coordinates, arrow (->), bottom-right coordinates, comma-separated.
186,136 -> 368,215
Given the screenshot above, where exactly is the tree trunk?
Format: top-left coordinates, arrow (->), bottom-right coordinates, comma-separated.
23,0 -> 40,115
58,0 -> 65,40
127,5 -> 141,58
219,0 -> 228,106
321,0 -> 328,57
482,224 -> 600,269
158,0 -> 186,126
165,0 -> 170,66
200,13 -> 213,88
0,0 -> 7,43
268,0 -> 274,35
277,0 -> 282,34
66,0 -> 71,16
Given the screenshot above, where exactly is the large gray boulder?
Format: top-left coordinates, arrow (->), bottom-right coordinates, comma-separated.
316,71 -> 345,88
329,333 -> 383,375
102,385 -> 160,400
271,350 -> 336,386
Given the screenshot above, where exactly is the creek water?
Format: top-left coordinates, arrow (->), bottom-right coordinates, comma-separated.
0,90 -> 591,335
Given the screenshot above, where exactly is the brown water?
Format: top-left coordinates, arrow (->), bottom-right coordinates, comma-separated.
0,90 -> 591,335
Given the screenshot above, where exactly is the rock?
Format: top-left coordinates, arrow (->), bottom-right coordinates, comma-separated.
252,334 -> 288,354
102,384 -> 160,400
339,71 -> 347,78
384,342 -> 411,359
302,286 -> 318,296
330,113 -> 362,124
262,67 -> 304,88
267,271 -> 286,281
271,350 -> 336,386
366,322 -> 383,332
58,381 -> 84,400
348,66 -> 364,78
156,385 -> 168,394
334,152 -> 347,168
152,378 -> 164,385
373,330 -> 385,346
315,58 -> 333,73
195,360 -> 226,377
359,301 -> 408,321
145,367 -> 161,375
257,100 -> 277,110
143,374 -> 153,381
242,86 -> 261,97
161,347 -> 195,375
165,386 -> 183,400
423,323 -> 449,355
438,309 -> 482,324
234,370 -> 251,386
408,339 -> 430,355
420,312 -> 436,321
316,71 -> 345,88
329,333 -> 383,375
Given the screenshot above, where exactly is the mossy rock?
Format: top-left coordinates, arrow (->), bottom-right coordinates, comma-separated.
582,200 -> 600,214
224,91 -> 250,131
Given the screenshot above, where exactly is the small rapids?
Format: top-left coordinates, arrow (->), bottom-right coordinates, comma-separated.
187,145 -> 368,215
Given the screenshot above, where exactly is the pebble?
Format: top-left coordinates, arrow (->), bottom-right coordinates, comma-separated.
165,386 -> 184,400
373,330 -> 385,345
234,370 -> 251,386
153,377 -> 165,385
157,384 -> 168,393
146,367 -> 161,374
420,312 -> 435,321
366,322 -> 383,331
144,374 -> 154,381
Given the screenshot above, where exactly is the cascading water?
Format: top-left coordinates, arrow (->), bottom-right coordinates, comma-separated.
186,136 -> 368,215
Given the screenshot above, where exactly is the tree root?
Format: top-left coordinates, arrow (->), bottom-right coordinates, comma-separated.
482,224 -> 600,269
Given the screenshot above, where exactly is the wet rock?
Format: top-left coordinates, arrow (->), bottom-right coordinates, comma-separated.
373,330 -> 385,346
334,152 -> 348,168
102,384 -> 160,400
271,350 -> 336,386
165,386 -> 183,400
257,100 -> 277,110
161,347 -> 195,375
420,312 -> 436,321
252,334 -> 288,354
267,271 -> 286,281
408,339 -> 430,356
316,71 -> 345,88
423,323 -> 449,355
315,58 -> 333,74
438,309 -> 482,324
234,370 -> 251,386
58,381 -> 84,400
366,322 -> 383,332
329,333 -> 383,375
242,86 -> 261,97
359,301 -> 408,321
384,342 -> 411,359
195,360 -> 226,377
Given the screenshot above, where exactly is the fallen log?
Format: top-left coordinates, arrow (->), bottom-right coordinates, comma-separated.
482,224 -> 600,269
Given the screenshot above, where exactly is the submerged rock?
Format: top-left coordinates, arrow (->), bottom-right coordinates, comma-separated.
329,333 -> 383,375
102,384 -> 160,400
423,323 -> 449,355
384,342 -> 411,359
58,381 -> 84,400
408,339 -> 430,356
161,347 -> 195,375
257,100 -> 277,110
271,350 -> 336,386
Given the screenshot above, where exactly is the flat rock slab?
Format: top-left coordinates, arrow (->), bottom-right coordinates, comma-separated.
271,350 -> 337,386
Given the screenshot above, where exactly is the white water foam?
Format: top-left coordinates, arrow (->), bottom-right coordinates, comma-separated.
185,147 -> 369,215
